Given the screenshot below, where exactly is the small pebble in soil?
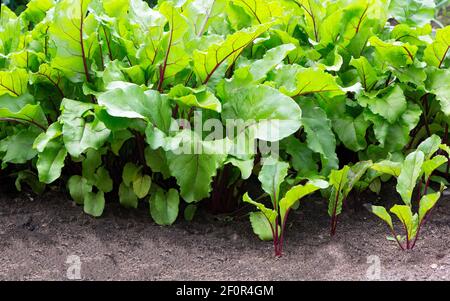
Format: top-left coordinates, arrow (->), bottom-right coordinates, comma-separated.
430,263 -> 438,269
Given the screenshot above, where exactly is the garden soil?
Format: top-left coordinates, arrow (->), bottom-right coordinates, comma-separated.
1,184 -> 449,280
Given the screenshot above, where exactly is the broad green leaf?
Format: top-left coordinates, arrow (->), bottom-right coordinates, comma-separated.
30,64 -> 65,97
232,0 -> 283,25
168,84 -> 221,112
156,1 -> 190,90
0,69 -> 29,96
418,192 -> 440,223
36,139 -> 67,184
101,0 -> 129,17
371,160 -> 402,177
119,182 -> 139,208
84,191 -> 105,217
166,132 -> 229,202
249,211 -> 274,241
291,0 -> 325,42
94,166 -> 113,193
270,65 -> 344,98
0,93 -> 47,131
145,124 -> 185,151
122,162 -> 142,186
0,102 -> 48,132
132,174 -> 152,199
369,36 -> 417,68
392,63 -> 428,88
359,86 -> 407,124
300,98 -> 338,172
149,187 -> 180,226
134,6 -> 169,70
21,0 -> 55,24
0,5 -> 23,58
193,23 -> 272,84
350,57 -> 378,91
221,84 -> 302,142
344,161 -> 372,198
424,26 -> 450,68
0,93 -> 34,112
144,147 -> 171,179
391,24 -> 432,46
182,0 -> 226,37
371,205 -> 393,230
225,1 -> 254,30
417,134 -> 442,160
389,0 -> 435,27
271,29 -> 304,64
422,155 -> 447,181
49,0 -> 98,82
243,192 -> 277,223
0,130 -> 38,164
279,179 -> 329,221
258,158 -> 289,204
94,108 -> 140,132
316,7 -> 342,46
68,175 -> 92,205
332,113 -> 369,152
60,99 -> 111,157
390,204 -> 418,240
159,1 -> 189,76
118,0 -> 165,65
396,150 -> 425,206
225,157 -> 254,180
82,148 -> 104,181
97,82 -> 172,132
282,137 -> 317,175
426,68 -> 450,116
33,122 -> 62,152
245,43 -> 295,82
364,103 -> 421,152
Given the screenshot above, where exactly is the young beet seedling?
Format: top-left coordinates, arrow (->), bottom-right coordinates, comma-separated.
328,161 -> 372,236
243,158 -> 329,257
370,135 -> 448,250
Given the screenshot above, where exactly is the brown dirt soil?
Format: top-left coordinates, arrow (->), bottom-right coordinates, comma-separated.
0,184 -> 449,281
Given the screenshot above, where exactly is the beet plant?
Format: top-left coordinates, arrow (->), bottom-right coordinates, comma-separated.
0,0 -> 449,255
370,135 -> 448,250
328,161 -> 372,236
244,158 -> 329,257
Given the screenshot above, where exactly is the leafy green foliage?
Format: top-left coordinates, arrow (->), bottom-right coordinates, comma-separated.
369,136 -> 448,250
0,0 -> 449,256
328,161 -> 372,235
244,158 -> 328,256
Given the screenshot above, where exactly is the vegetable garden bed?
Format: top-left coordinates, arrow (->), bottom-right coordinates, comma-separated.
1,185 -> 450,280
1,0 -> 450,280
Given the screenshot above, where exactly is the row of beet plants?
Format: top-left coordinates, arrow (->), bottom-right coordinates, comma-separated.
0,0 -> 449,256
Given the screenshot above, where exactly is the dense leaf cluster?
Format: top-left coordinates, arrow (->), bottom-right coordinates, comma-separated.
0,0 -> 449,256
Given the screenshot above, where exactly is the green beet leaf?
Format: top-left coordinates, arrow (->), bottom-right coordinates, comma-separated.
132,174 -> 152,199
84,191 -> 106,217
149,187 -> 180,226
396,150 -> 425,206
119,182 -> 139,209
